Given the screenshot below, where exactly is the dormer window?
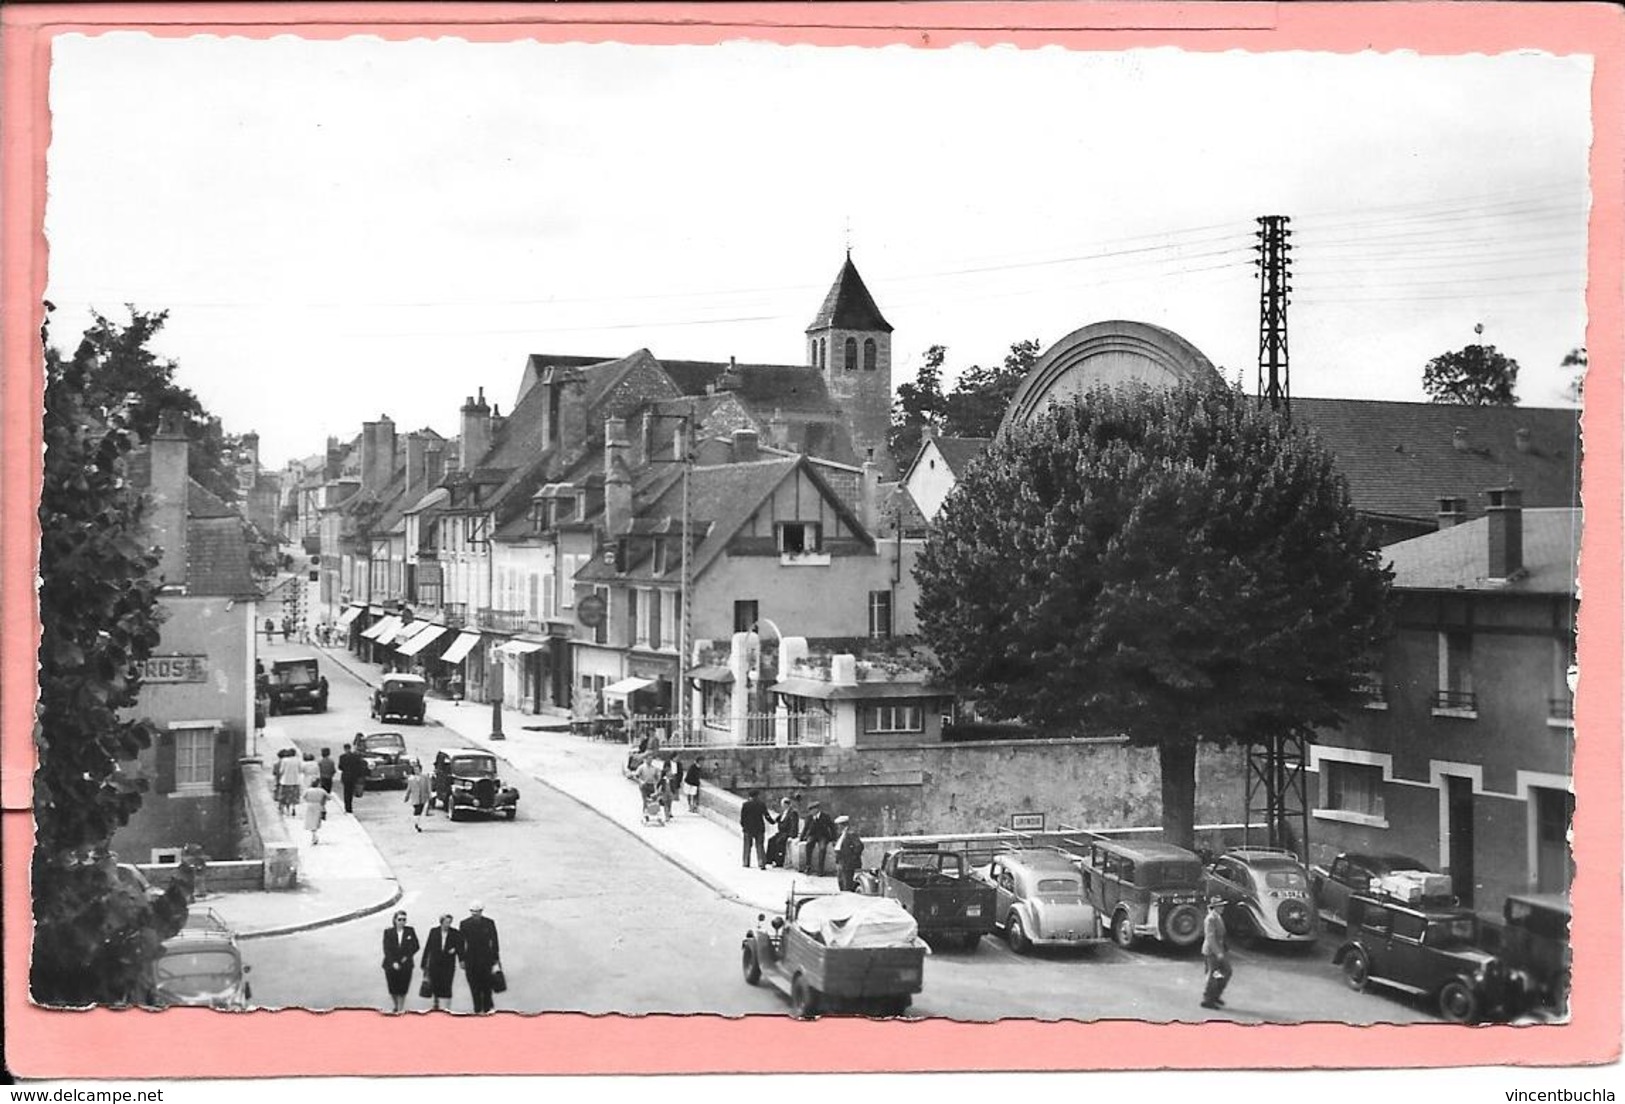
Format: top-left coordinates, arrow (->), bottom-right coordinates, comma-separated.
777,522 -> 822,555
652,538 -> 669,576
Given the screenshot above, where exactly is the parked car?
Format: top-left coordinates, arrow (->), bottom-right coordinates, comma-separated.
354,732 -> 419,788
742,889 -> 926,1018
1074,838 -> 1206,951
1333,892 -> 1530,1022
372,673 -> 427,724
1500,892 -> 1571,1016
1310,852 -> 1434,929
971,849 -> 1106,953
1204,848 -> 1319,946
856,849 -> 997,952
266,658 -> 328,716
150,908 -> 252,1010
430,748 -> 519,821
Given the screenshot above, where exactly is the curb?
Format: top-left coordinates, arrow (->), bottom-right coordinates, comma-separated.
237,880 -> 404,941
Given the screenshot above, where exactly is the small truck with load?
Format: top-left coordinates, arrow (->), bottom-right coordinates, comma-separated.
742,889 -> 928,1018
856,848 -> 998,952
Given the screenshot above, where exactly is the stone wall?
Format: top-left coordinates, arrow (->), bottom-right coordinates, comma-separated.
683,738 -> 1248,839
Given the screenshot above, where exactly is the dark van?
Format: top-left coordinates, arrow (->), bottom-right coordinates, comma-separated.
1075,838 -> 1206,950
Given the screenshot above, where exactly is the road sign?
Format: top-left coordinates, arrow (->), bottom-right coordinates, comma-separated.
577,593 -> 606,628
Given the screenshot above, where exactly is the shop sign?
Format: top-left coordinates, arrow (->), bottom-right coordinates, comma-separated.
137,655 -> 209,684
1009,812 -> 1046,832
577,593 -> 606,627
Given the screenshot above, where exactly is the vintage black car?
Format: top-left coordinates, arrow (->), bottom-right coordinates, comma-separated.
1334,892 -> 1531,1022
266,658 -> 327,716
431,748 -> 519,821
355,732 -> 419,788
1204,848 -> 1319,946
372,673 -> 427,724
1310,851 -> 1433,929
1500,892 -> 1571,1016
150,908 -> 252,1010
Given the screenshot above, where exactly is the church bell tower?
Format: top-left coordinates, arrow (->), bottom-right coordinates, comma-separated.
806,253 -> 894,474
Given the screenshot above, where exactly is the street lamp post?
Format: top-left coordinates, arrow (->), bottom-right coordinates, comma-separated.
488,643 -> 505,741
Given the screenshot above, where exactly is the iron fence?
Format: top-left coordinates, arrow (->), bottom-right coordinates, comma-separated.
621,711 -> 834,749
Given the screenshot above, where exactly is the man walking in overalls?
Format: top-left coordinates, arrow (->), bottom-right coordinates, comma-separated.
1200,898 -> 1232,1010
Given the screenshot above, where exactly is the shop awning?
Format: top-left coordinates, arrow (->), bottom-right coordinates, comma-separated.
335,605 -> 364,628
439,632 -> 482,665
361,614 -> 401,641
397,624 -> 449,657
684,664 -> 734,683
604,676 -> 656,697
495,640 -> 546,657
374,618 -> 414,645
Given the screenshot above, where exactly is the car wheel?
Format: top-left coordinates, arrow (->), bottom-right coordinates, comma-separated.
1007,913 -> 1031,954
790,974 -> 821,1019
503,808 -> 517,821
448,806 -> 462,823
1343,948 -> 1371,992
741,944 -> 762,986
1113,911 -> 1137,950
1438,980 -> 1479,1023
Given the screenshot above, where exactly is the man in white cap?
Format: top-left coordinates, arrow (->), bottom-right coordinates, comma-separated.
459,901 -> 501,1013
833,814 -> 865,892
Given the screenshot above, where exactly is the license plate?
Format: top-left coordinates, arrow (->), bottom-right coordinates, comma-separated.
965,905 -> 981,917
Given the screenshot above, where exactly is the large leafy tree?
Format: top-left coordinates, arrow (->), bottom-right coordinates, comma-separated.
34,309 -> 189,1005
1422,343 -> 1520,405
889,344 -> 947,463
941,338 -> 1041,438
915,382 -> 1392,848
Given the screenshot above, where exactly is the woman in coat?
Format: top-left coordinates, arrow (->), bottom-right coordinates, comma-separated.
300,782 -> 329,845
382,910 -> 420,1014
419,912 -> 463,1011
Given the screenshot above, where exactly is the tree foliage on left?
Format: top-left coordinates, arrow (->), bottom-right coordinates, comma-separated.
34,308 -> 189,1006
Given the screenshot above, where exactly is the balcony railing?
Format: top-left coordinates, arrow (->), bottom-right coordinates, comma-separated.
442,602 -> 467,630
627,712 -> 834,749
1432,689 -> 1478,712
479,608 -> 528,633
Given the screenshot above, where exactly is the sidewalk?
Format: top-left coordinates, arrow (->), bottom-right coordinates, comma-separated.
320,645 -> 837,913
205,723 -> 402,939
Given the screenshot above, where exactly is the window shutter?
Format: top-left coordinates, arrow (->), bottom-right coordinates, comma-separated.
154,730 -> 176,794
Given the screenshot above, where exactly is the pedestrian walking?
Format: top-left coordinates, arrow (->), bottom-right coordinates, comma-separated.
338,740 -> 370,814
656,767 -> 676,822
459,902 -> 502,1014
275,749 -> 303,816
264,617 -> 276,644
739,790 -> 772,870
317,747 -> 337,793
633,754 -> 663,816
300,782 -> 329,845
800,801 -> 836,876
300,751 -> 319,789
834,815 -> 865,891
1200,898 -> 1232,1010
683,759 -> 702,813
420,913 -> 463,1011
404,764 -> 432,831
767,796 -> 801,868
382,910 -> 420,1014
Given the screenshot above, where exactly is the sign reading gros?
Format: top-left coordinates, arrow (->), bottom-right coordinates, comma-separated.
137,654 -> 209,684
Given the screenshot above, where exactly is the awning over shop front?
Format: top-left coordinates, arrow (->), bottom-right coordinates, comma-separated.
684,664 -> 734,683
495,640 -> 546,657
397,624 -> 449,657
374,618 -> 414,646
335,605 -> 364,628
439,632 -> 482,666
604,676 -> 656,697
361,615 -> 401,641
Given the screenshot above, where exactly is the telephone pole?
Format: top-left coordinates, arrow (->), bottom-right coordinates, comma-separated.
1255,215 -> 1292,416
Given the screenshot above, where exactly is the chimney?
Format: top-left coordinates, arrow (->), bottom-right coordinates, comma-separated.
1515,427 -> 1533,454
604,416 -> 632,536
150,411 -> 190,588
860,459 -> 881,532
1486,486 -> 1523,580
360,414 -> 396,495
425,444 -> 446,488
639,411 -> 655,470
731,428 -> 759,463
1452,426 -> 1470,452
767,406 -> 790,450
325,436 -> 343,481
241,431 -> 260,473
1436,496 -> 1467,529
489,403 -> 506,441
461,388 -> 492,471
405,432 -> 429,498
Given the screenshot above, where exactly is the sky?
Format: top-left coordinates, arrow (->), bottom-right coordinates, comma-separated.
45,34 -> 1592,469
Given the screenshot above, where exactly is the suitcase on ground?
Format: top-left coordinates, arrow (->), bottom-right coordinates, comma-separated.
787,838 -> 809,871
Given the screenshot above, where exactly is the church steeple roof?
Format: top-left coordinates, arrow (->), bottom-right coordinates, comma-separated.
806,255 -> 893,335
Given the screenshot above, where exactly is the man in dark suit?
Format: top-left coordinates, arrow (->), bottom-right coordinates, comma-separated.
834,815 -> 865,892
338,738 -> 370,813
739,790 -> 772,870
801,801 -> 836,876
459,901 -> 501,1014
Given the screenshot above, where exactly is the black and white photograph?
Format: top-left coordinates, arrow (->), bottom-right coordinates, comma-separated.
29,24 -> 1590,1038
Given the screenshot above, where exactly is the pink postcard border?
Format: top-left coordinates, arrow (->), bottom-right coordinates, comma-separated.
2,1 -> 1619,1079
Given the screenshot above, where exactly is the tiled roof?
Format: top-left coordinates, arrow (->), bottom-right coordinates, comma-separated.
186,516 -> 258,598
657,361 -> 838,417
1383,508 -> 1579,595
876,482 -> 930,538
1290,398 -> 1580,524
806,255 -> 893,334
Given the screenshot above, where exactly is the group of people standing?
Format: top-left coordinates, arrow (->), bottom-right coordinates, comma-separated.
630,753 -> 702,820
270,741 -> 372,845
381,903 -> 505,1014
739,792 -> 866,890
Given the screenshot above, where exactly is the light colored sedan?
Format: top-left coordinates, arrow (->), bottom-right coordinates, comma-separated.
972,849 -> 1106,953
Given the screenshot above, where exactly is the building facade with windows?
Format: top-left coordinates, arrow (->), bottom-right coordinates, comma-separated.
1307,490 -> 1577,914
